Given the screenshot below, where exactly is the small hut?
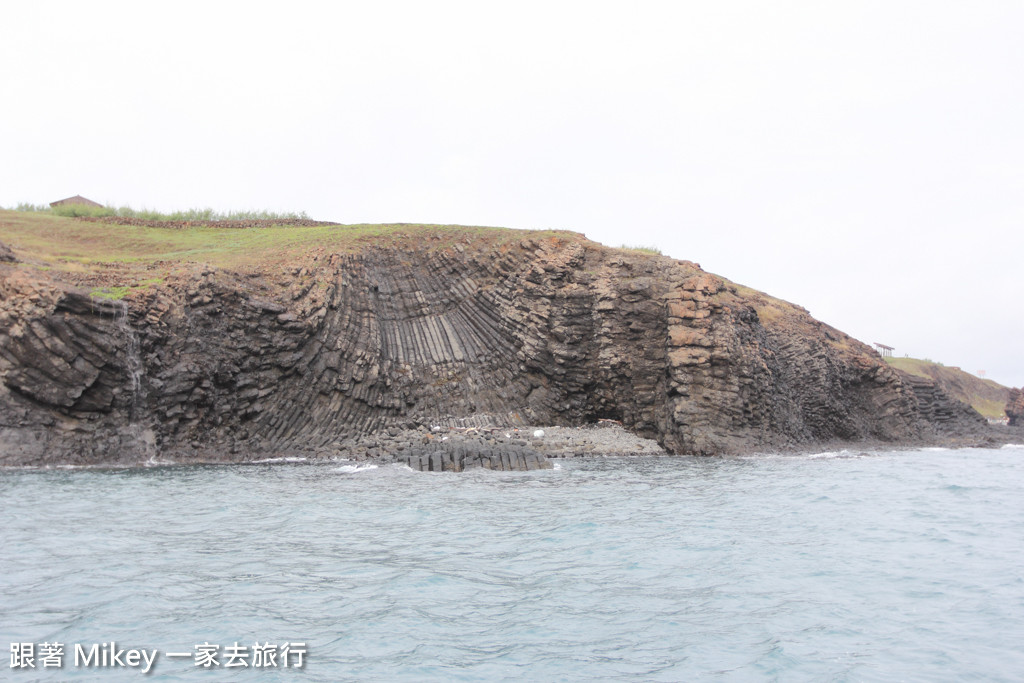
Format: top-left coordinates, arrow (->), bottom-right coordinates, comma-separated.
873,343 -> 894,358
50,195 -> 103,209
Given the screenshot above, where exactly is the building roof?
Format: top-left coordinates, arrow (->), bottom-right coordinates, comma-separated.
873,343 -> 894,351
50,195 -> 103,208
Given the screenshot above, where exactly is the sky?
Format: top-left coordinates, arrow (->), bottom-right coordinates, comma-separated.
2,1 -> 1022,387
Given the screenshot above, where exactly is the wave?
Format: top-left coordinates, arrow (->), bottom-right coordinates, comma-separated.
334,463 -> 379,474
806,450 -> 858,459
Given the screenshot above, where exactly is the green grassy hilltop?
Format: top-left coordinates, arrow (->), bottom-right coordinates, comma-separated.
886,357 -> 1009,419
0,209 -> 574,271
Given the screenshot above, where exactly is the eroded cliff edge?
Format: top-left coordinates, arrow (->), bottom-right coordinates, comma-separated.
0,226 -> 996,466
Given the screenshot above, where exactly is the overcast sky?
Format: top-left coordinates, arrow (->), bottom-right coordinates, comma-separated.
3,2 -> 1022,387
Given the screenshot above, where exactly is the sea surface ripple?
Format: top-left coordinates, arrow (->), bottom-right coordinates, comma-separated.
3,446 -> 1024,681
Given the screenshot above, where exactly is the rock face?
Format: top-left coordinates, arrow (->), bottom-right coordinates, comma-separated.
395,442 -> 552,472
894,371 -> 987,430
0,233 -> 994,466
1007,388 -> 1024,427
0,241 -> 16,263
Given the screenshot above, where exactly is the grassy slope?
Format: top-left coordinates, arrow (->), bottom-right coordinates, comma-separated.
886,357 -> 1009,418
0,210 -> 577,272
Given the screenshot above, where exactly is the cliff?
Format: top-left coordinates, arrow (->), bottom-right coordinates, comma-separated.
884,357 -> 1010,419
0,212 -> 998,466
1008,388 -> 1024,427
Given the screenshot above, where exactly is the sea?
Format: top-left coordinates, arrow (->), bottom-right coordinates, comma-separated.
3,445 -> 1024,682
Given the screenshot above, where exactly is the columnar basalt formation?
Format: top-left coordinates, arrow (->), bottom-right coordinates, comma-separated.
893,371 -> 987,429
0,231 -> 993,466
396,442 -> 552,472
1007,388 -> 1024,427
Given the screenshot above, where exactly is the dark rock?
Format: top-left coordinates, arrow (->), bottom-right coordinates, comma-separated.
394,441 -> 551,472
896,370 -> 987,429
0,236 -> 1004,467
1007,388 -> 1024,427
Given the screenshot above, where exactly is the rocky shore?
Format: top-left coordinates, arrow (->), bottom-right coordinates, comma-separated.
331,418 -> 1021,472
5,417 -> 1021,471
331,420 -> 665,471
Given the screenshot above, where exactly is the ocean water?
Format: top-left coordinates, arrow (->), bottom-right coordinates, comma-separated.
3,446 -> 1024,681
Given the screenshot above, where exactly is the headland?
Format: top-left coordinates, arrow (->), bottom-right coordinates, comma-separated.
1,210 -> 1018,469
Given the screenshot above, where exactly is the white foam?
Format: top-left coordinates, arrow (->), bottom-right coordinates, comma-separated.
251,456 -> 308,464
922,447 -> 950,452
334,463 -> 379,474
1001,443 -> 1024,450
807,450 -> 848,459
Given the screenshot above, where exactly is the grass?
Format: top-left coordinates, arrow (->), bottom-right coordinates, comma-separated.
89,278 -> 164,300
0,209 -> 577,272
13,202 -> 50,212
5,203 -> 311,221
884,357 -> 935,380
88,286 -> 133,300
970,397 -> 1011,419
730,282 -> 790,324
620,244 -> 662,255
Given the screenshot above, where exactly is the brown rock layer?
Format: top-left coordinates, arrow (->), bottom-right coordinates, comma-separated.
0,235 -> 993,466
